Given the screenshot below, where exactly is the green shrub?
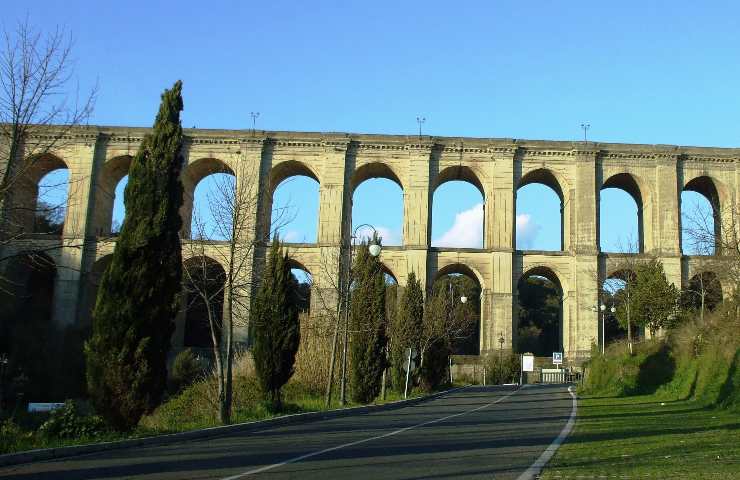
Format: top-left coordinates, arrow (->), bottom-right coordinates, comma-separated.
419,340 -> 450,392
0,419 -> 33,454
484,351 -> 521,384
169,349 -> 203,394
37,401 -> 107,440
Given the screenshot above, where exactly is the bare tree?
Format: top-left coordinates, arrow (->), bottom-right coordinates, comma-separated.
0,16 -> 96,263
419,278 -> 476,369
183,159 -> 294,423
683,199 -> 740,317
600,236 -> 643,355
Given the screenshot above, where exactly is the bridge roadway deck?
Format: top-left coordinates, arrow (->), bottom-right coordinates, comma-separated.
0,385 -> 575,479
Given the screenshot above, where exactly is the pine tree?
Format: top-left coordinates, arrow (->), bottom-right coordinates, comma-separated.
349,239 -> 388,403
251,238 -> 301,411
85,81 -> 185,431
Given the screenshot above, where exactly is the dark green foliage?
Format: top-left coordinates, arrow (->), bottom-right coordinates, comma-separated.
251,239 -> 301,411
419,339 -> 449,391
484,351 -> 521,385
85,81 -> 185,431
615,260 -> 679,335
390,272 -> 423,390
418,287 -> 451,392
37,401 -> 107,440
0,253 -> 86,402
431,275 -> 480,355
517,276 -> 560,355
349,239 -> 388,404
168,349 -> 203,394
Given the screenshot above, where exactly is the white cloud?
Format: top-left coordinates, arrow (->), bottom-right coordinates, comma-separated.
355,225 -> 400,246
516,213 -> 541,249
433,203 -> 484,248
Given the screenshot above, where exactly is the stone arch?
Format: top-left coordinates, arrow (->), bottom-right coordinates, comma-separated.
517,168 -> 569,251
601,172 -> 651,253
516,265 -> 566,356
9,153 -> 70,235
268,160 -> 321,244
181,158 -> 235,238
434,262 -> 485,290
286,256 -> 313,313
351,162 -> 404,246
606,267 -> 637,283
269,160 -> 320,194
93,155 -> 133,236
518,265 -> 564,294
182,255 -> 227,349
433,165 -> 485,197
351,162 -> 403,193
380,262 -> 398,285
432,262 -> 482,355
682,175 -> 727,255
431,165 -> 486,248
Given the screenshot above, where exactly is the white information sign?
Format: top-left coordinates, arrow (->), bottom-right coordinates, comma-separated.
552,352 -> 563,365
28,402 -> 64,413
522,354 -> 535,372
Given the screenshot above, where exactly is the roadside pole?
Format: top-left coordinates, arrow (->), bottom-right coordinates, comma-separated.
403,348 -> 413,399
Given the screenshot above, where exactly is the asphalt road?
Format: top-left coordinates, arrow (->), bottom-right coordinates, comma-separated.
0,384 -> 575,480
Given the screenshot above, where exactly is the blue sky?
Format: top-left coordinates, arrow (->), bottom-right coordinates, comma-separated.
20,1 -> 728,253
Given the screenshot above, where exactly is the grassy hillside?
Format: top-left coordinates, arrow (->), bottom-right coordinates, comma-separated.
541,306 -> 740,478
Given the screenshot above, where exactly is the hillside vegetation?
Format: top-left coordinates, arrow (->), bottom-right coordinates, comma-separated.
580,304 -> 740,409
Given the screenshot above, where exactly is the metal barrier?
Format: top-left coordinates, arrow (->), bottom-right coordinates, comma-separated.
541,368 -> 566,384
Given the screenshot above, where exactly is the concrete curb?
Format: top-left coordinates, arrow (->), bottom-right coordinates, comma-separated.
0,385 -> 471,468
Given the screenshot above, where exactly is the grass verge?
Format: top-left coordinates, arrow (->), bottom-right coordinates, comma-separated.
540,392 -> 740,479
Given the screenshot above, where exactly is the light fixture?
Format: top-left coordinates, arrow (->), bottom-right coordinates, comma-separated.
368,243 -> 381,257
460,296 -> 467,304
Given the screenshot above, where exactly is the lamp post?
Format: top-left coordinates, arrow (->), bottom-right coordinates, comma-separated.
339,224 -> 382,406
592,303 -> 616,354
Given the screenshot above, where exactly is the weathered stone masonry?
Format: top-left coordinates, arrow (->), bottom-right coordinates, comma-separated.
2,126 -> 737,362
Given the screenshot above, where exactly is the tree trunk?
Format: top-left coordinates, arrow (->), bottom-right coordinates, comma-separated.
324,310 -> 341,408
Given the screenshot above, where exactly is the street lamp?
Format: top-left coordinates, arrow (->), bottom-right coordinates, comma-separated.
339,224 -> 382,406
592,303 -> 616,355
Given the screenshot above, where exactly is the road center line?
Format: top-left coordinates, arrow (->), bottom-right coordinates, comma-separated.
220,387 -> 519,479
516,385 -> 578,480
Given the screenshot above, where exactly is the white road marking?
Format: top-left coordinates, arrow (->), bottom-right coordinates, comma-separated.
516,385 -> 578,480
220,387 -> 519,479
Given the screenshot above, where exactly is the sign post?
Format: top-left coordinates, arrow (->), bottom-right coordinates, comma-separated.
521,353 -> 534,385
402,348 -> 416,399
552,352 -> 563,368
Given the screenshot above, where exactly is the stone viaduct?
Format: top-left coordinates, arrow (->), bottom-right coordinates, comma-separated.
1,126 -> 737,362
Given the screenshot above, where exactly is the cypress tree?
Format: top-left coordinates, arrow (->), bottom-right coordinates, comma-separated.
251,238 -> 301,411
85,81 -> 185,431
391,271 -> 424,389
349,239 -> 388,403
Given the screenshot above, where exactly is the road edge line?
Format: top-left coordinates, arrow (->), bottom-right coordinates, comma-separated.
516,385 -> 578,480
0,385 -> 470,468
